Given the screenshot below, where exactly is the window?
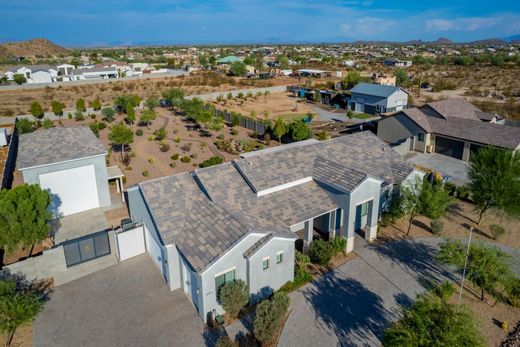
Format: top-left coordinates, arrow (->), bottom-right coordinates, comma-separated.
360,202 -> 369,217
262,257 -> 270,270
276,252 -> 283,264
215,269 -> 235,293
417,133 -> 425,142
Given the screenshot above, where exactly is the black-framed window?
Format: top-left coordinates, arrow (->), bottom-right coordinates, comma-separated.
276,252 -> 283,264
417,133 -> 425,142
262,257 -> 270,270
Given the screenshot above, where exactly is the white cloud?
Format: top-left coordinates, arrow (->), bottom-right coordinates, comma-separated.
340,16 -> 395,38
426,17 -> 498,32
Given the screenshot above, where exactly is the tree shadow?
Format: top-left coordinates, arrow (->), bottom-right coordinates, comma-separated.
0,268 -> 53,301
302,275 -> 397,346
202,326 -> 227,347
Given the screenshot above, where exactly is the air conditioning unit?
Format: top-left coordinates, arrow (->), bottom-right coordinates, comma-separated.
426,145 -> 434,153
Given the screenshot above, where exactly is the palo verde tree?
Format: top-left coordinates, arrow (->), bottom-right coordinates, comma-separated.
436,240 -> 514,301
229,61 -> 247,76
114,94 -> 140,113
467,146 -> 520,224
29,101 -> 44,119
162,88 -> 185,112
0,184 -> 52,256
0,278 -> 45,347
108,124 -> 133,160
272,118 -> 286,145
139,108 -> 157,127
144,97 -> 159,111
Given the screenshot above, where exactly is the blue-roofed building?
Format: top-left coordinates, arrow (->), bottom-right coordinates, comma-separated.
349,82 -> 408,114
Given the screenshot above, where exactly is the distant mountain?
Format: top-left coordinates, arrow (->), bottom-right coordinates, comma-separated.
504,34 -> 520,43
0,38 -> 69,59
433,37 -> 454,45
469,38 -> 507,45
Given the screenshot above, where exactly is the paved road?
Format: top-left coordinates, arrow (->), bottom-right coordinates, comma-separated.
279,237 -> 458,347
33,255 -> 205,347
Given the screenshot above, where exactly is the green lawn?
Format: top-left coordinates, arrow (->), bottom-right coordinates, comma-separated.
277,114 -> 308,122
350,113 -> 374,119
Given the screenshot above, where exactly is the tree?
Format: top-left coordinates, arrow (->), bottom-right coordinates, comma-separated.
467,147 -> 520,224
0,278 -> 44,347
394,68 -> 410,87
139,109 -> 156,127
29,101 -> 44,119
254,292 -> 290,345
400,177 -> 423,235
51,100 -> 64,116
288,119 -> 312,142
198,55 -> 208,68
101,107 -> 116,122
437,240 -> 514,301
108,124 -> 133,160
272,118 -> 286,144
144,97 -> 159,110
383,285 -> 484,347
125,102 -> 136,125
91,97 -> 102,111
278,55 -> 289,69
218,280 -> 249,318
114,94 -> 140,113
15,118 -> 33,134
13,74 -> 27,85
229,61 -> 247,76
0,184 -> 51,256
418,181 -> 456,220
341,71 -> 361,90
162,88 -> 185,111
75,98 -> 86,112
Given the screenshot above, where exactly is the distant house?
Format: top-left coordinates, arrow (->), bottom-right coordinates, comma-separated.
294,69 -> 332,78
384,58 -> 413,68
4,65 -> 57,84
348,82 -> 408,114
377,99 -> 519,162
366,52 -> 384,60
216,56 -> 242,65
71,67 -> 118,81
372,73 -> 396,86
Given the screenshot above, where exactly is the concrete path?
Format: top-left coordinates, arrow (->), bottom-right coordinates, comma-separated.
33,255 -> 205,347
406,152 -> 469,185
278,237 -> 457,347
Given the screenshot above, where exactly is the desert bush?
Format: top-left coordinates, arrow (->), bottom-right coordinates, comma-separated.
16,118 -> 34,134
231,128 -> 239,136
154,127 -> 167,141
490,224 -> 505,240
169,162 -> 176,168
159,142 -> 170,152
430,219 -> 444,235
142,170 -> 149,177
171,153 -> 180,160
135,129 -> 143,136
181,143 -> 192,152
74,111 -> 84,121
42,118 -> 54,129
308,239 -> 334,265
217,133 -> 225,140
174,137 -> 181,143
444,182 -> 457,196
191,153 -> 198,159
215,336 -> 236,347
330,237 -> 347,255
456,185 -> 470,200
181,156 -> 191,163
202,156 -> 224,168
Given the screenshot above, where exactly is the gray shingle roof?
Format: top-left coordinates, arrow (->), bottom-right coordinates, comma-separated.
350,82 -> 402,98
313,156 -> 369,192
17,126 -> 106,170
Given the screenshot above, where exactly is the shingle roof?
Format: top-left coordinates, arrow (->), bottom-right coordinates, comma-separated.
313,156 -> 370,192
425,99 -> 481,121
350,82 -> 402,98
17,126 -> 106,170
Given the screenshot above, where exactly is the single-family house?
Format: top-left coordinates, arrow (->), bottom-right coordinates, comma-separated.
71,67 -> 118,80
384,58 -> 413,68
294,69 -> 332,78
372,73 -> 396,86
126,131 -> 416,322
377,99 -> 520,161
349,82 -> 408,114
16,126 -> 112,217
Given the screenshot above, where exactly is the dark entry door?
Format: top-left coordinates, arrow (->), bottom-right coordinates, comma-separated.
63,232 -> 111,267
435,136 -> 464,160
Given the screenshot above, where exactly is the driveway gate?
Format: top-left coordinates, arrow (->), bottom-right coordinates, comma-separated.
63,231 -> 111,267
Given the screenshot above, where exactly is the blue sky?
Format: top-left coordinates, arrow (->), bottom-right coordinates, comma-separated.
1,0 -> 520,46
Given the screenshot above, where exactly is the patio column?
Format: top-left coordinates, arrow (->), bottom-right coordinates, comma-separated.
365,200 -> 378,242
116,178 -> 121,193
303,219 -> 314,250
343,202 -> 355,253
119,177 -> 125,202
328,210 -> 336,239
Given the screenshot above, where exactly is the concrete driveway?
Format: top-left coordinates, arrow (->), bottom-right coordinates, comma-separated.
279,237 -> 457,347
406,152 -> 469,185
33,255 -> 205,347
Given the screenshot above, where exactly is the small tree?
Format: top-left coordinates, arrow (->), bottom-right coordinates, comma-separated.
308,239 -> 334,265
400,177 -> 424,235
101,107 -> 116,122
437,240 -> 514,301
254,292 -> 290,345
229,61 -> 247,76
76,98 -> 86,112
418,181 -> 456,220
467,147 -> 520,224
272,118 -> 286,145
91,97 -> 102,111
15,118 -> 34,134
145,97 -> 159,110
394,68 -> 410,87
0,184 -> 51,256
108,124 -> 133,160
13,74 -> 27,85
218,280 -> 249,318
51,100 -> 64,116
162,88 -> 185,112
125,102 -> 136,125
30,101 -> 44,119
288,120 -> 312,142
139,109 -> 156,127
0,279 -> 44,347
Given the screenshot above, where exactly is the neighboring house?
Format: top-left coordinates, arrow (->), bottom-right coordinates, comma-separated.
377,99 -> 520,161
349,82 -> 408,114
384,58 -> 413,67
126,131 -> 416,322
57,63 -> 75,76
16,126 -> 111,217
71,67 -> 118,80
4,65 -> 57,84
372,73 -> 396,86
294,69 -> 332,78
31,69 -> 53,83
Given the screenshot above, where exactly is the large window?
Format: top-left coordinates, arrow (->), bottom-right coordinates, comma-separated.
215,269 -> 235,294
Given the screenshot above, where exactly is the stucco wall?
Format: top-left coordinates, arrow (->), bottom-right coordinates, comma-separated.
21,154 -> 110,208
386,89 -> 408,109
5,246 -> 66,280
377,113 -> 423,144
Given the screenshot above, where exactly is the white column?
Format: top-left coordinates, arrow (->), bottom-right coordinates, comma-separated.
303,219 -> 314,250
328,210 -> 336,239
365,200 -> 378,242
120,177 -> 125,202
116,178 -> 121,193
344,203 -> 355,253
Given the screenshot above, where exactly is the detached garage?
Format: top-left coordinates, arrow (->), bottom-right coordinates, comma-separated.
16,126 -> 111,217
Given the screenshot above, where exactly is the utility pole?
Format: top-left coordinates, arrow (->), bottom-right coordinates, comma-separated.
458,226 -> 474,307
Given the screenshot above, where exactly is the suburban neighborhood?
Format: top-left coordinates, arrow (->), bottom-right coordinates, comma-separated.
1,2 -> 520,347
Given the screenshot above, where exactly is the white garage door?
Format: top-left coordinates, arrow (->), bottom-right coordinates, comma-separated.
116,226 -> 146,261
39,165 -> 99,217
144,227 -> 164,274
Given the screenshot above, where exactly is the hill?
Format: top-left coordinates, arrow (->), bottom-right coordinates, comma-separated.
0,38 -> 69,59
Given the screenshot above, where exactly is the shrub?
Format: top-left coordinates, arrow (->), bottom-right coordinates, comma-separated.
316,130 -> 329,141
174,137 -> 181,143
254,292 -> 290,345
202,156 -> 224,168
74,111 -> 84,121
264,133 -> 271,145
42,118 -> 54,129
67,112 -> 72,120
181,156 -> 191,163
147,135 -> 154,141
279,267 -> 313,293
295,251 -> 310,268
171,153 -> 180,160
142,170 -> 149,177
160,142 -> 170,152
215,336 -> 236,347
490,224 -> 505,240
169,162 -> 176,168
89,122 -> 100,137
101,107 -> 116,122
97,121 -> 107,131
148,157 -> 155,164
231,128 -> 239,136
330,237 -> 347,255
217,133 -> 225,140
444,182 -> 457,196
135,129 -> 143,136
456,185 -> 470,200
191,153 -> 198,159
181,143 -> 192,152
250,131 -> 259,139
218,280 -> 249,318
154,127 -> 167,141
308,239 -> 334,265
430,219 -> 444,235
15,118 -> 34,134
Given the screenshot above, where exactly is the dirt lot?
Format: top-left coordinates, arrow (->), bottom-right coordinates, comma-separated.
53,107 -> 273,186
0,324 -> 31,347
209,91 -> 314,121
0,73 -> 294,116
